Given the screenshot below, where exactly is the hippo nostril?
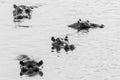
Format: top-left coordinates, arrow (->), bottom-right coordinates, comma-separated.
16,16 -> 23,19
24,16 -> 28,18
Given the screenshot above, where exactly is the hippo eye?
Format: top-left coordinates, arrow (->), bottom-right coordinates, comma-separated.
21,68 -> 27,72
17,9 -> 23,13
20,61 -> 25,66
34,68 -> 39,72
25,9 -> 30,13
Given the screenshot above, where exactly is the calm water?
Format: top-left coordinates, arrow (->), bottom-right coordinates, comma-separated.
0,0 -> 120,80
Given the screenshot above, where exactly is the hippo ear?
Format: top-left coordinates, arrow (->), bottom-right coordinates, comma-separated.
38,60 -> 43,66
64,36 -> 68,41
51,37 -> 55,42
79,19 -> 81,21
20,61 -> 25,66
86,20 -> 90,23
65,36 -> 68,39
13,4 -> 17,8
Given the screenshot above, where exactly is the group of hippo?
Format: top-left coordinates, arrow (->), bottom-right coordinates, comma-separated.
51,19 -> 105,53
12,4 -> 104,31
13,4 -> 105,77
